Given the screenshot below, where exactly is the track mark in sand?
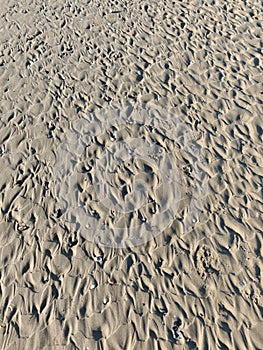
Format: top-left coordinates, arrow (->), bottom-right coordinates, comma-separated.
194,244 -> 220,279
54,103 -> 208,248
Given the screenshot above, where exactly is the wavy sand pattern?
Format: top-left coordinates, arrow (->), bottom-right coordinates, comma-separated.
0,0 -> 262,349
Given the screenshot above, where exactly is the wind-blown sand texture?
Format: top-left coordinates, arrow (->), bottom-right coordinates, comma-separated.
0,0 -> 263,349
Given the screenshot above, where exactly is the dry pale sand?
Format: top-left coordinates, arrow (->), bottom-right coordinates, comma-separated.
0,0 -> 263,349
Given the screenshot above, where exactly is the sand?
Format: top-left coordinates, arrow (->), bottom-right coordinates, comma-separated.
0,0 -> 262,349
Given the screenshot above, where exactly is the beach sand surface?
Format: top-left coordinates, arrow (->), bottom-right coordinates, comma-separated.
0,0 -> 262,349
